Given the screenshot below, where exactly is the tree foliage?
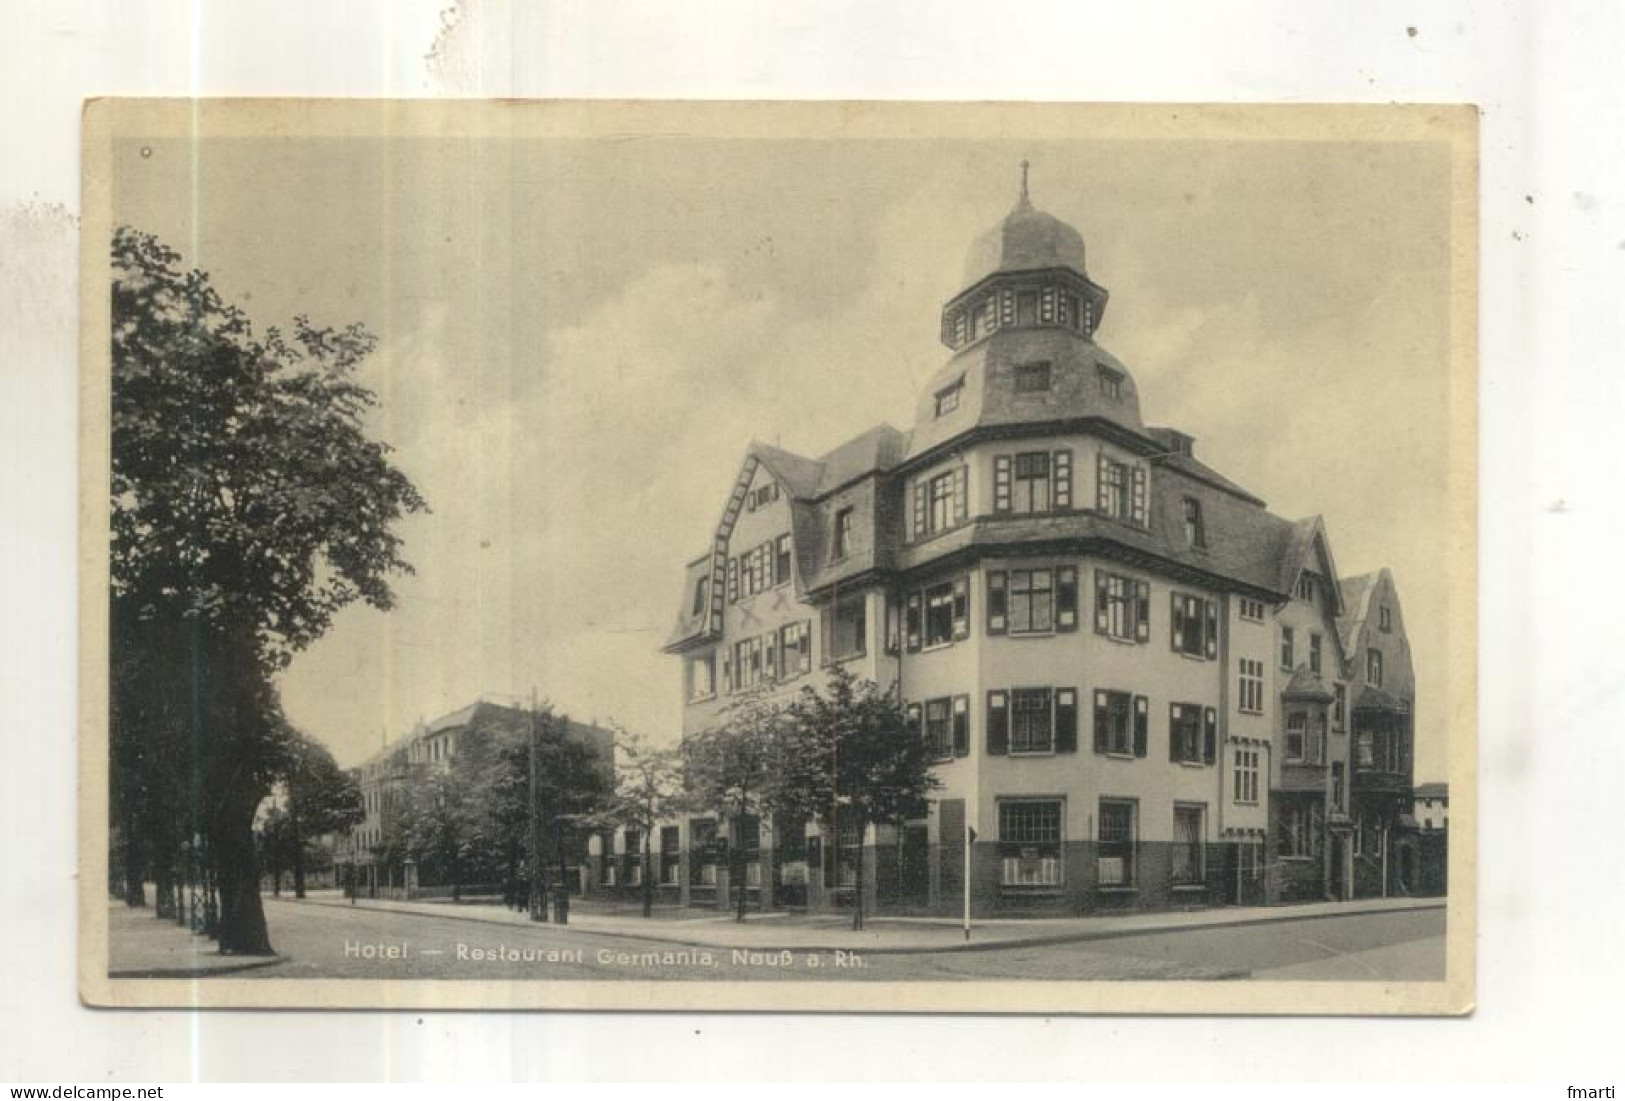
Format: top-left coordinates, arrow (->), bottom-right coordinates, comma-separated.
597,727 -> 686,917
109,227 -> 427,953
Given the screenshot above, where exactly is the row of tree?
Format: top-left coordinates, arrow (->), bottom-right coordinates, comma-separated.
617,666 -> 937,931
109,227 -> 427,955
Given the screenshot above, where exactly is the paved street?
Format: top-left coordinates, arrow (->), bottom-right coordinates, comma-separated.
108,897 -> 1444,982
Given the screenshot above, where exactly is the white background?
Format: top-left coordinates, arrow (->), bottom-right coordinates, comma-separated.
1,0 -> 1619,1083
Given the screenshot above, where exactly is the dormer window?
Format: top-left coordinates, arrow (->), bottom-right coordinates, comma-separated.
1380,605 -> 1393,632
1013,361 -> 1051,393
691,575 -> 709,617
1182,497 -> 1206,548
833,507 -> 854,560
934,379 -> 964,418
1098,365 -> 1124,399
1297,573 -> 1316,603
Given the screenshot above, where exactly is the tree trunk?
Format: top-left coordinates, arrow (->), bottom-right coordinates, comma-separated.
642,832 -> 654,918
851,825 -> 866,932
122,825 -> 147,907
154,865 -> 175,919
212,800 -> 275,955
292,833 -> 307,899
452,857 -> 462,904
734,812 -> 749,924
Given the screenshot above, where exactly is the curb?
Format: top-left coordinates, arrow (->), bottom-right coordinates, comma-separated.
276,895 -> 1445,957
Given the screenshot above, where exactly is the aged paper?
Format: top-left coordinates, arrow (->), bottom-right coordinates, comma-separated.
80,99 -> 1476,1013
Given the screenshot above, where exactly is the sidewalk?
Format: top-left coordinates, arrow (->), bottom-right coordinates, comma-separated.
106,901 -> 285,978
282,890 -> 1445,956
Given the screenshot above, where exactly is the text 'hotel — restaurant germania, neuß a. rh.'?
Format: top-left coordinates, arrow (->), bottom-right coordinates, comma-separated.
619,168 -> 1429,918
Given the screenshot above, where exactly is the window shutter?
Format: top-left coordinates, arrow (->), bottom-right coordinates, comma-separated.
1055,689 -> 1078,753
1093,690 -> 1109,755
1171,592 -> 1185,652
764,639 -> 778,679
1056,567 -> 1078,631
993,455 -> 1012,513
906,702 -> 922,746
986,570 -> 1008,634
820,605 -> 833,667
1204,707 -> 1218,764
953,465 -> 968,525
952,695 -> 970,757
1135,581 -> 1151,642
1096,452 -> 1111,511
728,558 -> 739,602
905,592 -> 922,652
1169,704 -> 1183,762
986,692 -> 1009,756
952,576 -> 970,640
1204,600 -> 1219,659
1131,464 -> 1148,525
722,653 -> 733,693
912,481 -> 927,539
1133,695 -> 1149,758
1094,570 -> 1110,633
1054,448 -> 1073,508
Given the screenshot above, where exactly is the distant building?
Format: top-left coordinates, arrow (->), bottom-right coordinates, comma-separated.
1415,782 -> 1449,832
645,171 -> 1429,917
336,699 -> 614,897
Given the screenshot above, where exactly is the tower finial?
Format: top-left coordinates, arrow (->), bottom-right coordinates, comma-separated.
1019,159 -> 1031,204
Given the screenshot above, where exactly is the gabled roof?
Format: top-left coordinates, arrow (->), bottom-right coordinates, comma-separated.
1352,683 -> 1410,714
748,425 -> 908,502
1335,569 -> 1383,657
1415,782 -> 1449,800
1277,516 -> 1345,617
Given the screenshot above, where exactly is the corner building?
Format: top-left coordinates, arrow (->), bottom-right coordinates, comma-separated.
660,178 -> 1419,917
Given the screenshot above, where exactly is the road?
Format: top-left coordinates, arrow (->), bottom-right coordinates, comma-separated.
110,897 -> 1444,982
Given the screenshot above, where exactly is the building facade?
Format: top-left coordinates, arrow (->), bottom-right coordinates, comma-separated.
652,176 -> 1425,917
336,700 -> 615,897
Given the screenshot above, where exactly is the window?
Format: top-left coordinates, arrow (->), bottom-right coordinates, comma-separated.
1334,683 -> 1347,731
1016,292 -> 1038,326
1013,452 -> 1051,512
1098,365 -> 1124,399
1097,454 -> 1147,525
730,636 -> 766,692
691,575 -> 710,617
1064,293 -> 1081,330
1095,571 -> 1150,642
1013,360 -> 1051,393
660,826 -> 681,886
1171,805 -> 1205,885
1296,573 -> 1315,603
928,472 -> 954,533
1239,658 -> 1265,714
1309,632 -> 1323,676
994,450 -> 1072,513
1280,802 -> 1323,860
686,653 -> 717,702
1232,746 -> 1261,804
833,507 -> 854,560
1280,626 -> 1295,670
1239,597 -> 1266,622
1367,648 -> 1384,687
1285,713 -> 1307,761
825,593 -> 866,662
1171,592 -> 1218,658
731,539 -> 782,601
1097,800 -> 1137,887
934,380 -> 963,417
1182,497 -> 1206,548
1008,569 -> 1054,634
1093,690 -> 1145,757
778,620 -> 811,678
1380,605 -> 1393,632
775,533 -> 792,586
1010,688 -> 1054,754
1169,703 -> 1208,764
924,580 -> 955,648
999,800 -> 1062,888
746,483 -> 780,512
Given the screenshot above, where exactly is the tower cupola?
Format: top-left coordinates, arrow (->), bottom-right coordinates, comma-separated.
939,163 -> 1111,350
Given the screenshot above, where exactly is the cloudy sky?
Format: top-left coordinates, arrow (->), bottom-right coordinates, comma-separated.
110,116 -> 1460,778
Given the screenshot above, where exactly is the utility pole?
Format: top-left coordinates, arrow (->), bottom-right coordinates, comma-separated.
528,688 -> 544,922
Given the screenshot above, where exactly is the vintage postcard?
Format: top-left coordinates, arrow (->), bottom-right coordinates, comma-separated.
79,99 -> 1476,1013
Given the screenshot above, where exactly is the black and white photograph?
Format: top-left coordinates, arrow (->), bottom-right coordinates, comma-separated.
78,99 -> 1475,1013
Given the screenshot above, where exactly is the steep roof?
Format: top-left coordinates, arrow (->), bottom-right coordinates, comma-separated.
960,195 -> 1089,288
1282,667 -> 1336,703
1415,782 -> 1449,800
749,425 -> 907,501
1335,570 -> 1382,657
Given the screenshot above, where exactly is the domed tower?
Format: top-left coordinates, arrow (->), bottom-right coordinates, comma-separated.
910,165 -> 1145,458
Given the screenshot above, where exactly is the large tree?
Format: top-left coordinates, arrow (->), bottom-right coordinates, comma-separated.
681,688 -> 787,923
276,731 -> 365,898
782,665 -> 938,930
110,227 -> 427,953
